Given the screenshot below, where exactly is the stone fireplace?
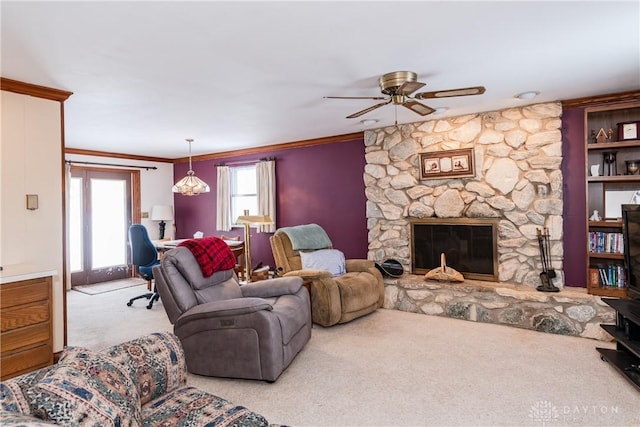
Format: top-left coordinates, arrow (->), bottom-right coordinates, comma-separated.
363,103 -> 618,341
411,217 -> 499,281
365,102 -> 564,288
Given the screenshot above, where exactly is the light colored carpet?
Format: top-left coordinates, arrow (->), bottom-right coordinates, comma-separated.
67,287 -> 640,427
73,278 -> 146,295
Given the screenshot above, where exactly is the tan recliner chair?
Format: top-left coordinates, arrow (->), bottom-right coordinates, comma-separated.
270,224 -> 384,327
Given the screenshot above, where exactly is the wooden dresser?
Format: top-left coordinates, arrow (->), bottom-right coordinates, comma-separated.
1,268 -> 54,380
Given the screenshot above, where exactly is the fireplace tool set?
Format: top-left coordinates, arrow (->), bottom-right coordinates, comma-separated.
537,227 -> 559,292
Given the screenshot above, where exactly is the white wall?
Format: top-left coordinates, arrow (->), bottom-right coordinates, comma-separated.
2,87 -> 176,354
1,90 -> 65,351
65,154 -> 175,240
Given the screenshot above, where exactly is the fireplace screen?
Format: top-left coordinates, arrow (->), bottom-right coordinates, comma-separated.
411,218 -> 499,281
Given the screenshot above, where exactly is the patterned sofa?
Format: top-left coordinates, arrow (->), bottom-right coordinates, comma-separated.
0,332 -> 270,426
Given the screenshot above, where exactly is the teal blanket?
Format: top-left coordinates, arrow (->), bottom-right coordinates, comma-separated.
276,224 -> 333,250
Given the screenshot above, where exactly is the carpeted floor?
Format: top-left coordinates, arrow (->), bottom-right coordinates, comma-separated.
73,278 -> 146,295
67,286 -> 640,427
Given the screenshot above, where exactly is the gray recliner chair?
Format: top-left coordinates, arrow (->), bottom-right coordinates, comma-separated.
153,246 -> 311,382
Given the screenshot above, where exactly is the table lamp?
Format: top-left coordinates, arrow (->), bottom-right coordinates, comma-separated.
150,205 -> 173,240
236,210 -> 273,281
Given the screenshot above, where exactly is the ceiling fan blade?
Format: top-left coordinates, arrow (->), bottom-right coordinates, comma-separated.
403,101 -> 436,116
397,81 -> 426,96
324,96 -> 388,100
414,86 -> 486,100
346,100 -> 392,119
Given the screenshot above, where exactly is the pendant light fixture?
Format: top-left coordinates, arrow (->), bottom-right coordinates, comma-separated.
172,138 -> 210,196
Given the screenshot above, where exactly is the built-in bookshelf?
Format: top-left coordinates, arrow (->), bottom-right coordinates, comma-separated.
587,220 -> 628,296
584,99 -> 640,298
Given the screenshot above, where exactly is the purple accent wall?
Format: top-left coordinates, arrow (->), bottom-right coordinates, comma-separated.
173,137 -> 368,269
174,121 -> 588,287
561,107 -> 587,287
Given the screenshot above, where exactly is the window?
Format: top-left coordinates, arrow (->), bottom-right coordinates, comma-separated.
230,165 -> 257,224
216,159 -> 276,232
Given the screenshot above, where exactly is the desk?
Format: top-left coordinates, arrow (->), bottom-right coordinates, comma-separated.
153,239 -> 245,278
153,239 -> 186,252
226,241 -> 245,269
154,239 -> 243,252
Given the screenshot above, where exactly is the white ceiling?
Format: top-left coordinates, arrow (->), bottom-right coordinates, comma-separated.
2,1 -> 639,159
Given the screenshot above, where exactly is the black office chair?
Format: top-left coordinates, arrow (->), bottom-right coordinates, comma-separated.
127,224 -> 161,309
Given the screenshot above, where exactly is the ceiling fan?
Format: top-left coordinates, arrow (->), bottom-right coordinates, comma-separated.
324,71 -> 486,119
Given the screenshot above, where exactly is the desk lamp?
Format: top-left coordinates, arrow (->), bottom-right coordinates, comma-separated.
150,205 -> 173,240
236,210 -> 273,281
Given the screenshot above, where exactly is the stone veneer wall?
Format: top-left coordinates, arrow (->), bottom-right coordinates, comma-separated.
365,102 -> 564,288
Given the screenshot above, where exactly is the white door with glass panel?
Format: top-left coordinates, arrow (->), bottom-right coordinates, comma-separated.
69,168 -> 132,286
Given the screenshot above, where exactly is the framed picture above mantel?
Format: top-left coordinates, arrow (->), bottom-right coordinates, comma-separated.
419,148 -> 475,180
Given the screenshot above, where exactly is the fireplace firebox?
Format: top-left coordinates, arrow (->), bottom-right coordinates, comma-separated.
411,218 -> 499,281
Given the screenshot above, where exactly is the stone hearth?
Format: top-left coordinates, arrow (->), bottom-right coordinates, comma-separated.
383,275 -> 615,341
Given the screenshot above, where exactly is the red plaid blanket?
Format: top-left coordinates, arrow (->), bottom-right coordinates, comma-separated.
178,237 -> 236,277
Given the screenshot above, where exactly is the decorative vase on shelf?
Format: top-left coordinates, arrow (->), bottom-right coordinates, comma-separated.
590,164 -> 601,177
625,160 -> 639,175
602,151 -> 617,176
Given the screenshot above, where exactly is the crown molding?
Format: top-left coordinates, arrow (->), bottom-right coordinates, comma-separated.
1,77 -> 73,102
175,132 -> 365,163
66,132 -> 364,164
561,90 -> 640,109
65,147 -> 173,163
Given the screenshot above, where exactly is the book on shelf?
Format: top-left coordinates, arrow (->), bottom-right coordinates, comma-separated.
588,231 -> 624,254
593,264 -> 626,288
588,268 -> 600,287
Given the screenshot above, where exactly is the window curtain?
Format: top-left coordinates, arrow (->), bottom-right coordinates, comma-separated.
216,165 -> 231,231
257,159 -> 276,233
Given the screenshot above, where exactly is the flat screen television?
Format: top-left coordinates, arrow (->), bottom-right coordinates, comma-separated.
622,204 -> 640,300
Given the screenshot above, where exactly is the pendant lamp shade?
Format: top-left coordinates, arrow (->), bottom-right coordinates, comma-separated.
173,138 -> 210,196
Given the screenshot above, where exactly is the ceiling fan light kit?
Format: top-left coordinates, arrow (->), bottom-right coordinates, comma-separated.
325,71 -> 486,120
516,91 -> 540,100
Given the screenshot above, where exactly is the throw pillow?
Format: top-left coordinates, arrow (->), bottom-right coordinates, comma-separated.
300,249 -> 346,276
27,347 -> 142,426
103,332 -> 187,406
